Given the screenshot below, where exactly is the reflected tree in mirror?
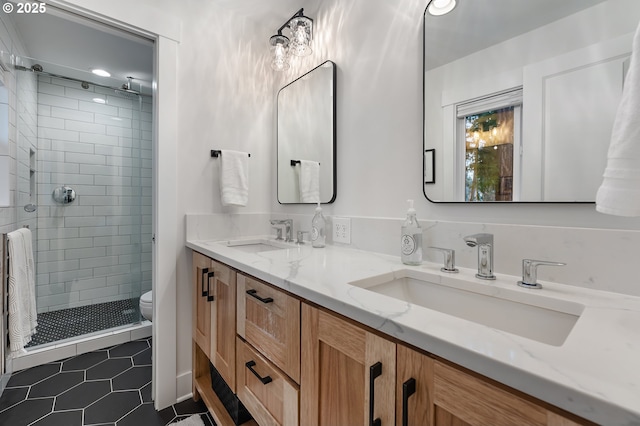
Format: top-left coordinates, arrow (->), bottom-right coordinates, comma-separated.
465,108 -> 515,201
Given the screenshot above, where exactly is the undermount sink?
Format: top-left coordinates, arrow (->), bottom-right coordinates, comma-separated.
350,270 -> 584,346
207,238 -> 295,254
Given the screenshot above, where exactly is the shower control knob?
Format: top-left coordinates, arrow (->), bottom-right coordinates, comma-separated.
52,185 -> 76,204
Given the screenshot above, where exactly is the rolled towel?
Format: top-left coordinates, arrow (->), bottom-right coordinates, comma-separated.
7,228 -> 37,357
220,150 -> 249,207
299,160 -> 320,203
596,22 -> 640,216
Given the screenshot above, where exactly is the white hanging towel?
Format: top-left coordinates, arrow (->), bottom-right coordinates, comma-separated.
7,228 -> 38,358
596,22 -> 640,216
299,160 -> 320,203
220,150 -> 249,207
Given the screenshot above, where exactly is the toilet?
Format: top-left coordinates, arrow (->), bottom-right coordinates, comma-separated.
140,291 -> 153,321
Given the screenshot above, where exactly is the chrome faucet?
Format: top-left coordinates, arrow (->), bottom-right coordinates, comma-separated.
428,247 -> 459,273
518,259 -> 565,289
463,233 -> 496,280
270,219 -> 293,242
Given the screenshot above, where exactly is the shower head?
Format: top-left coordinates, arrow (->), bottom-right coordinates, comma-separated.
114,88 -> 140,100
114,77 -> 141,99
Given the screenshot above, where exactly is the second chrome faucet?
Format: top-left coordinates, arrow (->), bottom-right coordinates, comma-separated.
270,219 -> 293,242
463,233 -> 496,280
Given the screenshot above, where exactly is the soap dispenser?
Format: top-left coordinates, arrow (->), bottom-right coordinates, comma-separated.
311,202 -> 326,248
401,199 -> 423,265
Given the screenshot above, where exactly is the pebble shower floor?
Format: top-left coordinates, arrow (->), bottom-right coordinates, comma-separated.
0,338 -> 215,425
26,299 -> 141,348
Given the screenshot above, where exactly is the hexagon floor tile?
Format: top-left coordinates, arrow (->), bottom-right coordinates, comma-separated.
0,338 -> 215,425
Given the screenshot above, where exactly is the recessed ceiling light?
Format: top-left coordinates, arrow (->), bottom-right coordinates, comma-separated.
91,69 -> 111,77
428,0 -> 457,16
93,98 -> 106,104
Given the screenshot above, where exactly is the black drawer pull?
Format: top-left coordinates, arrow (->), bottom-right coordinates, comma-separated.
201,268 -> 209,297
402,378 -> 416,426
246,289 -> 274,304
369,361 -> 382,426
207,271 -> 215,302
245,360 -> 272,385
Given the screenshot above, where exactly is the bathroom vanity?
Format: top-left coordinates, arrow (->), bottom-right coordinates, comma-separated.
186,237 -> 640,425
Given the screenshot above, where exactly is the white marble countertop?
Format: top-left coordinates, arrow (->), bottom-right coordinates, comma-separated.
186,236 -> 640,425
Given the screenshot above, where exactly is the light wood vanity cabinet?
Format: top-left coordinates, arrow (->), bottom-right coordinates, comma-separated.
191,252 -> 592,426
396,344 -> 433,426
235,273 -> 301,426
237,273 -> 301,383
193,252 -> 213,359
298,305 -> 588,426
430,361 -> 585,426
397,343 -> 588,426
236,337 -> 299,426
300,304 -> 396,426
192,252 -> 246,426
192,252 -> 237,391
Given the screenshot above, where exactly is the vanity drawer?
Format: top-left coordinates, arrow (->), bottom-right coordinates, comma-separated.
236,338 -> 299,426
237,273 -> 301,383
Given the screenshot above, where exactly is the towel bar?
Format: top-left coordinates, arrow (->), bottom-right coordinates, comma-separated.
290,160 -> 320,166
211,150 -> 250,158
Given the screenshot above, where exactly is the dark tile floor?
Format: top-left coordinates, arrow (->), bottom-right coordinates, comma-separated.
0,338 -> 215,426
26,299 -> 142,348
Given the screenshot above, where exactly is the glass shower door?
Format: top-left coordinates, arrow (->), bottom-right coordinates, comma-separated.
14,57 -> 151,347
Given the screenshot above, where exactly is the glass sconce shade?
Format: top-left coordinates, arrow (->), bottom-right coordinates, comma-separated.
288,16 -> 313,57
270,35 -> 291,71
428,0 -> 457,16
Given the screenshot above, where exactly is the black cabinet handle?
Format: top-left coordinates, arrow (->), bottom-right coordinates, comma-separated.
402,378 -> 416,426
369,361 -> 382,426
246,289 -> 274,304
245,360 -> 272,384
207,271 -> 215,302
201,268 -> 209,297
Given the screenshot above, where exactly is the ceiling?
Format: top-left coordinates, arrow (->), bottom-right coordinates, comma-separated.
6,0 -> 609,90
9,6 -> 153,94
424,0 -> 608,70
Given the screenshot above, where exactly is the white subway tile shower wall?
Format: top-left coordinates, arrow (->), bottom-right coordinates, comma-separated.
35,75 -> 152,312
16,66 -> 37,234
0,12 -> 27,236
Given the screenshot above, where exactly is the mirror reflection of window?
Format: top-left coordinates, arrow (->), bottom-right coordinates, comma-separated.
456,89 -> 522,201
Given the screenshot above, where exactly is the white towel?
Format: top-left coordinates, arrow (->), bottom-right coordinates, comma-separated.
596,22 -> 640,216
7,228 -> 37,357
219,150 -> 249,207
299,160 -> 320,203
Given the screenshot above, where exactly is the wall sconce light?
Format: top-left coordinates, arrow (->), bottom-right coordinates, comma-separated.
427,0 -> 457,16
269,8 -> 313,71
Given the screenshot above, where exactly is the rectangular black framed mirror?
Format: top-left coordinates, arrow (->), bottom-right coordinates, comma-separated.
423,0 -> 640,203
277,60 -> 336,204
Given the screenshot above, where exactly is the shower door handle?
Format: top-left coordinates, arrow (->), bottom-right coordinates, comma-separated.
206,272 -> 215,302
